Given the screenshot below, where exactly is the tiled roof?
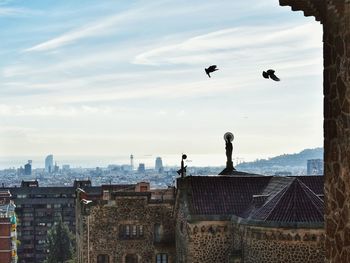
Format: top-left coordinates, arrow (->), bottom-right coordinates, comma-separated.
186,176 -> 271,216
247,178 -> 324,223
180,175 -> 324,224
292,175 -> 324,195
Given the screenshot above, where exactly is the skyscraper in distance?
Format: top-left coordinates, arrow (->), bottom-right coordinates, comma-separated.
24,160 -> 32,176
45,155 -> 54,173
138,163 -> 145,173
155,157 -> 163,173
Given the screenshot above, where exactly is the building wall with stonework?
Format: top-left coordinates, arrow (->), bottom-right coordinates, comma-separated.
185,220 -> 233,263
77,190 -> 175,263
175,207 -> 233,263
279,1 -> 350,262
175,202 -> 189,263
232,222 -> 325,263
175,178 -> 233,263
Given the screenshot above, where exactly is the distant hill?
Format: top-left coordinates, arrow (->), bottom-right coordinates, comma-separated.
236,147 -> 323,175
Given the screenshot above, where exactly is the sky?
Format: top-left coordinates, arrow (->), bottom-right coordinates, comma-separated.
0,0 -> 323,168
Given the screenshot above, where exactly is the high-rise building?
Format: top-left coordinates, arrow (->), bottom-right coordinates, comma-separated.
155,157 -> 164,173
24,161 -> 32,176
45,155 -> 53,173
0,190 -> 17,263
54,162 -> 59,173
5,180 -> 100,263
138,163 -> 145,173
307,159 -> 324,175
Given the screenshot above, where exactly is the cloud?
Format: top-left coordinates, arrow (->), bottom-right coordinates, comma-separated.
0,7 -> 34,16
0,104 -> 114,117
24,1 -> 177,53
22,0 -> 263,53
133,22 -> 322,66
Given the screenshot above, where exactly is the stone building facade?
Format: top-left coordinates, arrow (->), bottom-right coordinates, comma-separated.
74,164 -> 325,263
279,1 -> 350,262
231,177 -> 325,263
232,223 -> 325,263
76,182 -> 176,263
175,175 -> 325,263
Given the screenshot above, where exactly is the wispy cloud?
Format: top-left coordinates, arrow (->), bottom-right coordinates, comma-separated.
24,2 -> 168,52
24,11 -> 134,52
0,7 -> 34,16
134,22 -> 322,66
0,104 -> 114,117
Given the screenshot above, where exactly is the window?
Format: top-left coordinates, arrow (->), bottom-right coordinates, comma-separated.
125,225 -> 130,237
125,254 -> 138,263
97,254 -> 109,263
119,225 -> 144,239
37,240 -> 46,245
36,211 -> 45,217
138,225 -> 144,237
156,254 -> 168,263
132,225 -> 137,237
23,212 -> 33,217
154,224 -> 161,243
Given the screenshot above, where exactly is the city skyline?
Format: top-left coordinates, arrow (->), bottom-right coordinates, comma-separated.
0,0 -> 323,160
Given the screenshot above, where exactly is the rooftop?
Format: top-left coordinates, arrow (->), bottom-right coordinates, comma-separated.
178,175 -> 324,224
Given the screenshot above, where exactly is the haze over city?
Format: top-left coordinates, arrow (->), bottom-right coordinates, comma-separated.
0,0 -> 323,167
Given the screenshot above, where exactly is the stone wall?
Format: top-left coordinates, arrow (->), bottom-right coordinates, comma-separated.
185,221 -> 233,263
77,195 -> 175,263
233,224 -> 325,263
323,2 -> 350,263
279,1 -> 350,261
175,180 -> 233,263
175,203 -> 233,263
175,203 -> 189,263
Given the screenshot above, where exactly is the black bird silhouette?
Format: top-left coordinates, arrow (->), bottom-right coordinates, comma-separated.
262,69 -> 280,81
205,65 -> 218,78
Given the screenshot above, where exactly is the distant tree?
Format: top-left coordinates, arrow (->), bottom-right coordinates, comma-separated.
44,216 -> 75,263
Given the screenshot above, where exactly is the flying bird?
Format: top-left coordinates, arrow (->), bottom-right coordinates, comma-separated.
205,65 -> 218,78
262,69 -> 280,81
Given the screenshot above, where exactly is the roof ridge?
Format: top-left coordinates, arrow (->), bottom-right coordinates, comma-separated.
258,178 -> 294,221
295,179 -> 324,218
